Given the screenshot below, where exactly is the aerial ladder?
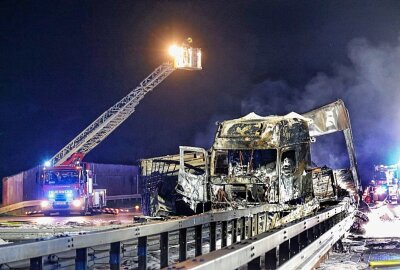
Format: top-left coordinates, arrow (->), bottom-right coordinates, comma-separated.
36,41 -> 202,215
49,43 -> 202,166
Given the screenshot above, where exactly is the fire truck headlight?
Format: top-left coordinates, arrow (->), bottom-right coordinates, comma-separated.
72,199 -> 82,208
48,191 -> 55,199
41,201 -> 50,208
66,190 -> 73,199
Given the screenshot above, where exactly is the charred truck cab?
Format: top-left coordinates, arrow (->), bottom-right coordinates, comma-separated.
177,113 -> 314,214
141,100 -> 360,216
38,163 -> 106,215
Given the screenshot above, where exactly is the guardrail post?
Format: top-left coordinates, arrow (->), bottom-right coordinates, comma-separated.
232,219 -> 238,244
75,248 -> 87,270
160,232 -> 169,268
290,235 -> 300,257
328,215 -> 335,229
326,217 -> 331,230
241,217 -> 246,240
195,225 -> 203,256
179,228 -> 187,261
336,212 -> 341,221
307,227 -> 314,244
210,222 -> 217,251
221,221 -> 228,247
278,240 -> 290,265
323,219 -> 328,233
299,230 -> 308,250
255,214 -> 259,235
248,256 -> 261,270
138,236 -> 147,270
332,215 -> 337,228
110,242 -> 121,270
339,211 -> 345,221
319,222 -> 325,236
313,223 -> 320,240
30,256 -> 43,270
249,216 -> 253,237
265,248 -> 277,270
318,221 -> 323,235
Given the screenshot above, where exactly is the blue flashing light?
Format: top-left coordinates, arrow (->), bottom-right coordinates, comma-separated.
44,160 -> 51,167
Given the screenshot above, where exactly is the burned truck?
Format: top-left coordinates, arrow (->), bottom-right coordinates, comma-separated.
141,100 -> 360,216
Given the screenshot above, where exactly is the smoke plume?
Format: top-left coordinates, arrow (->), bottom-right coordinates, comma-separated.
242,37 -> 400,182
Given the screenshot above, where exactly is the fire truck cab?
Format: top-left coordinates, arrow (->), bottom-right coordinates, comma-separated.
364,164 -> 400,204
38,163 -> 106,215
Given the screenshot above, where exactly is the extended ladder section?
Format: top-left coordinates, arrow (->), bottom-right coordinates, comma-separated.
49,45 -> 202,166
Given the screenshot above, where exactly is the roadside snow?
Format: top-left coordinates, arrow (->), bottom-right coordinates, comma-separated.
0,238 -> 9,245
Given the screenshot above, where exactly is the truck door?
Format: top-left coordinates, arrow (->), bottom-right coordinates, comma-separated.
177,146 -> 208,213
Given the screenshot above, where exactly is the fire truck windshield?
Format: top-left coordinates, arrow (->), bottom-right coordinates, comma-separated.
44,170 -> 79,185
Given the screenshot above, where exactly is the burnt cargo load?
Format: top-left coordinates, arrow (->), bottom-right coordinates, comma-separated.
310,167 -> 335,202
140,152 -> 207,216
141,100 -> 360,217
2,163 -> 139,206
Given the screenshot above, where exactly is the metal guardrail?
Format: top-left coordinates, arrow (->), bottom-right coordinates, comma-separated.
0,201 -> 351,269
279,214 -> 353,269
0,200 -> 42,215
106,194 -> 141,201
166,203 -> 351,270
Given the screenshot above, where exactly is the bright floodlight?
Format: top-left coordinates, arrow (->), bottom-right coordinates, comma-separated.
168,44 -> 202,70
44,160 -> 51,167
168,45 -> 179,57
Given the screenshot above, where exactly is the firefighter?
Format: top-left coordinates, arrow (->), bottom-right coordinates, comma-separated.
369,180 -> 375,203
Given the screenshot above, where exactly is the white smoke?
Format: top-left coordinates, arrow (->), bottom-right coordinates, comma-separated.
242,37 -> 400,176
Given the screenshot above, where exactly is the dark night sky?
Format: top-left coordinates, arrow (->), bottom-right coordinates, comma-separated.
2,1 -> 400,194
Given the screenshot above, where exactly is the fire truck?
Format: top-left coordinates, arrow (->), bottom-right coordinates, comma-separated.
38,41 -> 202,215
364,164 -> 400,204
39,154 -> 106,215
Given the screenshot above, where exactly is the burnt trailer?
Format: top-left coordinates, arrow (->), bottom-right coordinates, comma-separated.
141,100 -> 360,216
2,163 -> 139,206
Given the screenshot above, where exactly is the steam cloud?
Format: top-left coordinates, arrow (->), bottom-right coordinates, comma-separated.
241,37 -> 400,182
